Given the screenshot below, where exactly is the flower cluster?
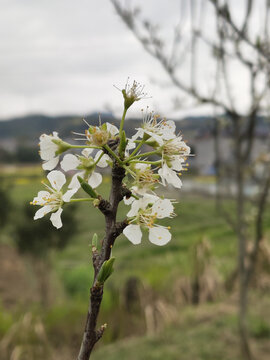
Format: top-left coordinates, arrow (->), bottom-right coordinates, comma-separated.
31,81 -> 190,246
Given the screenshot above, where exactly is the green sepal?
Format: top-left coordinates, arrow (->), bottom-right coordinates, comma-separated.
144,139 -> 160,148
97,257 -> 115,284
101,123 -> 107,131
88,126 -> 95,134
52,139 -> 71,155
122,89 -> 135,110
78,176 -> 98,198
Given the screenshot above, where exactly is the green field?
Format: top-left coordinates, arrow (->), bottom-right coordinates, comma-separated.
0,168 -> 270,360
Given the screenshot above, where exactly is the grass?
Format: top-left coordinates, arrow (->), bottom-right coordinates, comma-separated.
3,169 -> 268,298
93,298 -> 270,360
6,172 -> 238,287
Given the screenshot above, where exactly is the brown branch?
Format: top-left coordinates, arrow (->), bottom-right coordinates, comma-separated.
77,285 -> 104,360
208,0 -> 270,63
77,157 -> 128,359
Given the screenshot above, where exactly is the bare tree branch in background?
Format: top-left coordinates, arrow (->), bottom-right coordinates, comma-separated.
111,1 -> 270,359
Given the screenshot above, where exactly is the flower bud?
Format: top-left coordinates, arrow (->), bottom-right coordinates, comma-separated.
122,80 -> 147,110
93,198 -> 101,207
92,233 -> 98,248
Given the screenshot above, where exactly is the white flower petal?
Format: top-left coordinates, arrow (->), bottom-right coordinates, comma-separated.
167,171 -> 182,188
40,147 -> 57,161
127,199 -> 141,217
98,154 -> 110,167
50,208 -> 63,229
60,154 -> 80,172
160,120 -> 176,139
124,196 -> 134,205
127,194 -> 158,217
39,133 -> 59,160
47,170 -> 66,191
158,164 -> 182,188
62,188 -> 78,202
152,199 -> 174,219
140,194 -> 158,208
149,226 -> 171,246
42,156 -> 59,171
94,150 -> 110,168
106,122 -> 119,136
134,163 -> 149,171
34,205 -> 53,220
88,172 -> 102,188
145,131 -> 164,145
81,148 -> 93,157
131,186 -> 148,196
32,191 -> 50,205
132,129 -> 144,141
126,140 -> 136,150
123,224 -> 142,245
69,171 -> 84,189
171,156 -> 184,171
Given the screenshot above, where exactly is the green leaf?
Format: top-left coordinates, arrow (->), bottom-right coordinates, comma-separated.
92,233 -> 98,250
78,176 -> 98,198
97,257 -> 115,284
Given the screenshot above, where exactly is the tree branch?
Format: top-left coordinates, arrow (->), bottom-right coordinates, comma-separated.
245,165 -> 270,285
208,0 -> 270,63
77,160 -> 127,359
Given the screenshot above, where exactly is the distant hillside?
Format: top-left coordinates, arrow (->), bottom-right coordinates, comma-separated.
0,113 -> 218,143
0,113 -> 268,143
0,113 -> 116,141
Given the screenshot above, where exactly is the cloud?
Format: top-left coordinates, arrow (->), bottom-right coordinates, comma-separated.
0,0 -> 265,120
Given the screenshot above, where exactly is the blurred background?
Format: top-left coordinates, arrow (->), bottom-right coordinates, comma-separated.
0,1 -> 270,359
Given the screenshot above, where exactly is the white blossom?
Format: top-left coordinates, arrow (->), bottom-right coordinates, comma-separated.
85,122 -> 119,147
123,195 -> 174,246
158,136 -> 191,188
39,132 -> 61,171
158,163 -> 183,188
60,148 -> 109,190
132,111 -> 176,146
121,79 -> 148,109
31,170 -> 76,229
162,136 -> 190,163
130,163 -> 159,195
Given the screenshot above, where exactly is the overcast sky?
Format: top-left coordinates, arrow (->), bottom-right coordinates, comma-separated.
0,0 -> 265,121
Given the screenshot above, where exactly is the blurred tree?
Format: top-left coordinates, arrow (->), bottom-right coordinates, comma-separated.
14,203 -> 78,306
0,147 -> 15,164
15,144 -> 40,163
112,1 -> 270,359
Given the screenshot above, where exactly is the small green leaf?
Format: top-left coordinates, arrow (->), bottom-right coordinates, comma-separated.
78,176 -> 98,198
97,257 -> 115,284
92,233 -> 98,249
